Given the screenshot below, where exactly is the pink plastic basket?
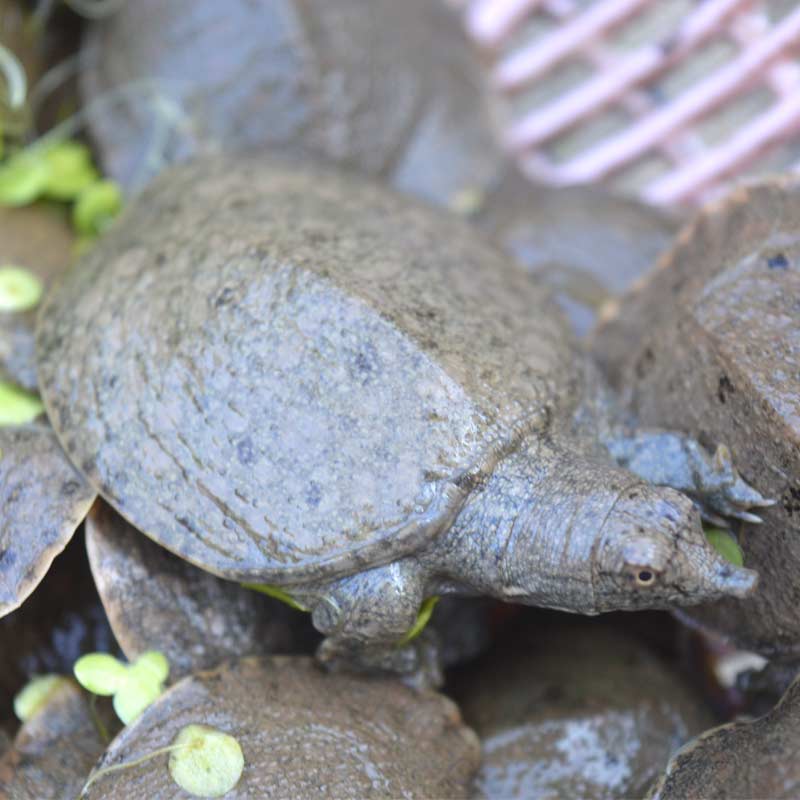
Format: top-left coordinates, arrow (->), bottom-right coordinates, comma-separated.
448,0 -> 800,207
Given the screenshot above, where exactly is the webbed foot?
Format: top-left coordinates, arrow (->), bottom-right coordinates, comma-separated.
316,630 -> 444,690
606,431 -> 774,524
692,444 -> 775,524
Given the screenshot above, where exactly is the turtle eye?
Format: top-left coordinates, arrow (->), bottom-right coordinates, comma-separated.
633,568 -> 656,587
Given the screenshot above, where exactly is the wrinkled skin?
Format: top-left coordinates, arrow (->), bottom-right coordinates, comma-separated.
32,157 -> 768,681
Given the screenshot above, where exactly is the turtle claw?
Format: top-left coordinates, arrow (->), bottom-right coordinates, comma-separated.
694,444 -> 774,524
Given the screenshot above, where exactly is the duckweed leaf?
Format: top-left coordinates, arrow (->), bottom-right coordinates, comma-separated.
705,528 -> 744,567
41,141 -> 98,200
74,653 -> 129,696
400,596 -> 440,644
0,265 -> 43,311
13,674 -> 68,722
168,724 -> 245,798
0,381 -> 44,425
0,151 -> 49,206
112,670 -> 164,725
73,179 -> 122,235
129,650 -> 170,685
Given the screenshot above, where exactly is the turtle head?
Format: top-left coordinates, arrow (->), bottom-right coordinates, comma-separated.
592,484 -> 758,611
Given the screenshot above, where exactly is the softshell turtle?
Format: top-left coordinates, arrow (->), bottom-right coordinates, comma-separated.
592,178 -> 800,659
29,156 -> 769,678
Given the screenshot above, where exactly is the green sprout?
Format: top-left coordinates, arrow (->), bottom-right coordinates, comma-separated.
400,596 -> 440,645
169,724 -> 245,798
705,527 -> 744,567
13,674 -> 68,722
74,650 -> 169,725
0,265 -> 43,312
242,582 -> 309,612
0,381 -> 44,426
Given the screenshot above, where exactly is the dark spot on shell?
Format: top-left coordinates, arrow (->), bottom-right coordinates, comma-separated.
0,549 -> 17,569
155,252 -> 167,267
635,347 -> 655,379
306,481 -> 322,508
214,287 -> 236,308
62,480 -> 82,496
718,374 -> 735,404
81,458 -> 95,476
767,252 -> 789,270
236,437 -> 256,465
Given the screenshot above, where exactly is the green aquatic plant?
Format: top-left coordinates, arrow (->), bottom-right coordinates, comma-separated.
81,723 -> 245,798
0,265 -> 43,311
73,650 -> 169,725
12,674 -> 69,722
400,596 -> 440,645
0,381 -> 44,425
241,582 -> 309,612
705,527 -> 744,567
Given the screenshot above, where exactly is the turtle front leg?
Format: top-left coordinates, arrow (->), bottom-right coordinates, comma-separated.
305,560 -> 443,689
603,429 -> 773,523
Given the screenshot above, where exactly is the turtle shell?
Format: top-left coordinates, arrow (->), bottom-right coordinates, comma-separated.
35,156 -> 578,583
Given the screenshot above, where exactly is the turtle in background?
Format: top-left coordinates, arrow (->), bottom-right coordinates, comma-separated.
4,156 -> 769,682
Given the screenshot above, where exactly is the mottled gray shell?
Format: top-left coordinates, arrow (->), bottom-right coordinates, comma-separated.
36,157 -> 578,583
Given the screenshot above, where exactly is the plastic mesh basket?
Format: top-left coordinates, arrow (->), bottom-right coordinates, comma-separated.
448,0 -> 800,206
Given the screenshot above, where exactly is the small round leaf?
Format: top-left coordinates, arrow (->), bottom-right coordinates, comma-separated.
0,381 -> 44,426
168,724 -> 245,798
42,141 -> 98,200
0,152 -> 50,206
112,670 -> 164,725
129,651 -> 170,685
0,265 -> 44,311
73,653 -> 129,696
705,528 -> 744,567
73,180 -> 122,235
13,674 -> 68,721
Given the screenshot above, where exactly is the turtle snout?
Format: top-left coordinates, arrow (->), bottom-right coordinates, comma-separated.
710,561 -> 759,599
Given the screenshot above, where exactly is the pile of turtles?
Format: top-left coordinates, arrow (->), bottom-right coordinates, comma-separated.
0,1 -> 798,798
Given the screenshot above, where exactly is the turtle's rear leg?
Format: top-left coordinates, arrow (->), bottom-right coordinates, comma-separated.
306,560 -> 443,689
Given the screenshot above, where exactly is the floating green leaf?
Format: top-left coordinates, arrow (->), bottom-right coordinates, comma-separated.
13,674 -> 67,722
400,595 -> 440,645
41,140 -> 98,200
0,265 -> 43,312
0,150 -> 49,206
705,528 -> 744,567
0,381 -> 44,426
73,179 -> 122,235
169,724 -> 245,798
242,582 -> 308,612
74,650 -> 170,725
74,652 -> 129,696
